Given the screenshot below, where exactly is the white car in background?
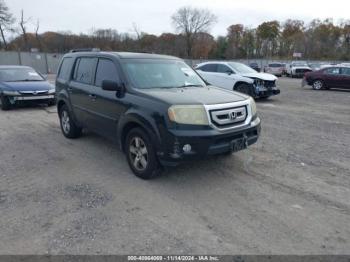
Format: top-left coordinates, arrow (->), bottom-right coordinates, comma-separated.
286,61 -> 312,77
195,61 -> 280,99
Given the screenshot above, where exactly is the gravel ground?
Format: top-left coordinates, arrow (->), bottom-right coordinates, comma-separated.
0,77 -> 349,255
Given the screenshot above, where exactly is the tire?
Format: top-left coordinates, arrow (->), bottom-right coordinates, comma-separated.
259,96 -> 270,100
48,99 -> 56,106
312,80 -> 324,90
59,104 -> 82,138
234,83 -> 255,97
0,95 -> 11,111
125,127 -> 161,179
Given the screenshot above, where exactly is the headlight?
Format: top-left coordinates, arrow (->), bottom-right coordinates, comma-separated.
3,90 -> 20,96
168,105 -> 209,125
249,97 -> 257,116
48,88 -> 55,94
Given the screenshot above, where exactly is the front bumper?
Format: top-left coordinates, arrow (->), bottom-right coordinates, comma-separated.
3,94 -> 55,104
257,88 -> 280,97
158,117 -> 261,166
12,95 -> 55,101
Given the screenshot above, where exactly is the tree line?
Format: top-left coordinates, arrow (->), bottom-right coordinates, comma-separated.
1,0 -> 349,60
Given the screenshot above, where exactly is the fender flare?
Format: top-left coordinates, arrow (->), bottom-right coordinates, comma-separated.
117,111 -> 162,152
56,92 -> 81,125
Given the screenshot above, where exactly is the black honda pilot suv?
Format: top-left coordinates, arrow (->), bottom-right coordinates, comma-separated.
56,51 -> 261,179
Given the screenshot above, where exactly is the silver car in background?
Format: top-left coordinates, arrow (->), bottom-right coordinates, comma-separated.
264,63 -> 284,77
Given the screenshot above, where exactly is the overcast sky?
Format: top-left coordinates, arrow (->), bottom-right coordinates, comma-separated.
6,0 -> 350,37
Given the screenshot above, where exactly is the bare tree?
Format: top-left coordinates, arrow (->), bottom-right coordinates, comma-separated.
0,0 -> 15,50
132,22 -> 142,41
19,9 -> 31,51
171,6 -> 217,58
35,19 -> 42,51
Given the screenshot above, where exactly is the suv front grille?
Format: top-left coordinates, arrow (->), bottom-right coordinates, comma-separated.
264,80 -> 276,88
210,106 -> 247,128
295,69 -> 312,74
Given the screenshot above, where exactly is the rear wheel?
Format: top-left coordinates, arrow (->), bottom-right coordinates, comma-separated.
0,96 -> 11,111
125,128 -> 161,179
234,83 -> 255,97
312,80 -> 324,90
59,104 -> 82,138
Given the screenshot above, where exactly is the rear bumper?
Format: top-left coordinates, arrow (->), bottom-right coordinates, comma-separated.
158,117 -> 261,166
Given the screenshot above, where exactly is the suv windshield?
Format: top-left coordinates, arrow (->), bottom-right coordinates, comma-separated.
123,59 -> 206,89
228,62 -> 257,73
0,68 -> 44,82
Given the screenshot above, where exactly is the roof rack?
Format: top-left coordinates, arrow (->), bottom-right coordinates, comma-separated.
69,48 -> 101,53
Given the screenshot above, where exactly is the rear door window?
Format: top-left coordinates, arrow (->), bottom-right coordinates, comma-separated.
95,59 -> 120,87
217,64 -> 231,73
198,64 -> 218,72
73,57 -> 96,84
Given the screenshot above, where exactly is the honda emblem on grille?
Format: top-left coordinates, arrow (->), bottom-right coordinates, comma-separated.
230,112 -> 237,120
33,91 -> 38,95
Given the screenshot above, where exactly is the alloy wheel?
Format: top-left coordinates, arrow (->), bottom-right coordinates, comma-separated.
313,80 -> 323,90
61,110 -> 71,134
129,136 -> 148,171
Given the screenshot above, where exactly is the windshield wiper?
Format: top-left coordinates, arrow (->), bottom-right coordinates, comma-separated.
7,79 -> 43,82
176,84 -> 203,88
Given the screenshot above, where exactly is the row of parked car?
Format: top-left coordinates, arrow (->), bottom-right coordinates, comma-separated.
0,51 -> 349,178
249,61 -> 350,78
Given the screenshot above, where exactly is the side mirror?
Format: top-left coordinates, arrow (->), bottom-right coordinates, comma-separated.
226,70 -> 233,75
102,80 -> 125,97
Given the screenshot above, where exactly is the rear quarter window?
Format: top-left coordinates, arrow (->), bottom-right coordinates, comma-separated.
57,58 -> 74,81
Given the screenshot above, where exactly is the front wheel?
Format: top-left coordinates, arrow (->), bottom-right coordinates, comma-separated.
234,83 -> 255,97
48,99 -> 56,106
59,104 -> 82,138
125,128 -> 161,179
0,96 -> 11,111
312,80 -> 324,90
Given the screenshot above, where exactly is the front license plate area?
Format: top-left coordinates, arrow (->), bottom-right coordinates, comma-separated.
231,138 -> 247,152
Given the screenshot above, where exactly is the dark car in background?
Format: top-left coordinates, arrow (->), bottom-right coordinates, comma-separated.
249,62 -> 261,72
302,66 -> 350,90
0,66 -> 56,110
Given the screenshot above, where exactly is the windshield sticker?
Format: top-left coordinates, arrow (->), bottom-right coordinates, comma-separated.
29,72 -> 39,76
181,68 -> 195,76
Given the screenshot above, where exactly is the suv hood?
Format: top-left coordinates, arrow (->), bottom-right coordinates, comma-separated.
138,86 -> 248,105
240,72 -> 277,81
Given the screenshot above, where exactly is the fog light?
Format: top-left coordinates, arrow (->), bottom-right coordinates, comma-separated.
183,144 -> 192,153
